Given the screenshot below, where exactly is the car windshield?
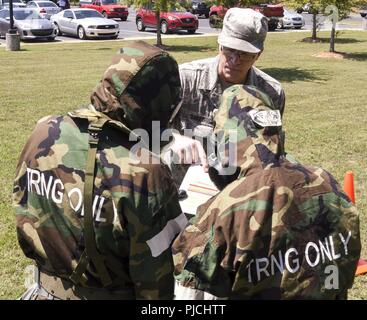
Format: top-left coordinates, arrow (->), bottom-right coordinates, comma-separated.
101,0 -> 117,5
37,1 -> 58,7
3,0 -> 23,3
13,9 -> 42,19
74,10 -> 103,18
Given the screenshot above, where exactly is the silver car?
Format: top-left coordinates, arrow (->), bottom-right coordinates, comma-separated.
0,0 -> 26,9
26,1 -> 61,19
0,8 -> 57,40
51,8 -> 119,39
278,9 -> 305,29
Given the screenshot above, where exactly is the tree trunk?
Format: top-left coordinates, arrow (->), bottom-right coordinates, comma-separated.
312,12 -> 317,40
330,25 -> 335,52
156,10 -> 162,47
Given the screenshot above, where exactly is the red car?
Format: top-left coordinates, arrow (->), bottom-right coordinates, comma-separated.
136,5 -> 198,34
79,0 -> 128,21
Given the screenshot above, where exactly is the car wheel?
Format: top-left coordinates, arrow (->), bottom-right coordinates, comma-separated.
205,13 -> 209,18
77,26 -> 87,40
120,17 -> 127,21
54,22 -> 62,36
268,23 -> 277,31
361,13 -> 366,18
187,29 -> 196,34
160,20 -> 168,34
110,34 -> 118,39
136,18 -> 145,31
48,36 -> 55,41
295,26 -> 302,29
296,8 -> 303,13
102,11 -> 108,18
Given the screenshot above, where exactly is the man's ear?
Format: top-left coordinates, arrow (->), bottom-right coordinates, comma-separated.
255,50 -> 263,61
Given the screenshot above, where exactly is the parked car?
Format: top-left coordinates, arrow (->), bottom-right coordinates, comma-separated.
209,4 -> 283,31
136,4 -> 198,34
0,7 -> 57,40
187,0 -> 209,18
0,0 -> 26,9
51,8 -> 119,39
277,9 -> 305,29
26,0 -> 61,19
79,0 -> 128,21
360,5 -> 367,18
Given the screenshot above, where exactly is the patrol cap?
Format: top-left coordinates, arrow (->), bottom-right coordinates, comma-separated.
218,8 -> 268,53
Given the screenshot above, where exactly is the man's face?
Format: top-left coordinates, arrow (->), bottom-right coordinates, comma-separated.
218,46 -> 261,84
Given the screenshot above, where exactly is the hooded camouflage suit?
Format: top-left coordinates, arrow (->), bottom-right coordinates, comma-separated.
173,85 -> 360,299
13,41 -> 187,300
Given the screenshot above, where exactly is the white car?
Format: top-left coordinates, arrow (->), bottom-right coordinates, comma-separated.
278,9 -> 305,29
26,1 -> 61,19
0,8 -> 57,40
0,0 -> 26,9
51,8 -> 119,39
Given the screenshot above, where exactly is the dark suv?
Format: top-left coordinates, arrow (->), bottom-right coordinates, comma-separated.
187,0 -> 209,18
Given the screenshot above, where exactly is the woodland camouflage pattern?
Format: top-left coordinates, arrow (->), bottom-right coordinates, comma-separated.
173,85 -> 360,299
13,41 -> 186,299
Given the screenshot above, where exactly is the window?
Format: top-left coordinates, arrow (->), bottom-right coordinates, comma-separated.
74,9 -> 102,19
14,9 -> 41,20
63,10 -> 73,18
0,10 -> 9,18
38,1 -> 57,7
101,0 -> 117,5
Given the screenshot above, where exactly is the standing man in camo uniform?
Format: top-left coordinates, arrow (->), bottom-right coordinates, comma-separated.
167,8 -> 285,186
173,85 -> 360,299
13,41 -> 187,300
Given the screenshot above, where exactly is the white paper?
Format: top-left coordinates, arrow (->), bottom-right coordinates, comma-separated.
179,165 -> 219,216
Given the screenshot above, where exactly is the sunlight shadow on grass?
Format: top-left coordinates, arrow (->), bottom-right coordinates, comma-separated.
261,67 -> 328,83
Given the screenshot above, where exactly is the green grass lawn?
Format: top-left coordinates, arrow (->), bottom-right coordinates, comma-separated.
1,30 -> 367,299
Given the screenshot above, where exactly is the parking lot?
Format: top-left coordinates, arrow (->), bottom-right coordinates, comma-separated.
0,7 -> 365,44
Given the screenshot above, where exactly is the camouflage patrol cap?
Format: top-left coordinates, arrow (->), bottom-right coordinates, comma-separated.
218,8 -> 268,53
91,40 -> 181,131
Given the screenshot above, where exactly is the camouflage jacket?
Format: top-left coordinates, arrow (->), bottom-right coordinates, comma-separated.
13,41 -> 187,300
173,85 -> 360,299
177,56 -> 285,138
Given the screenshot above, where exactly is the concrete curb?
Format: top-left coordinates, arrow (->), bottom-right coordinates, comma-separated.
2,28 -> 365,46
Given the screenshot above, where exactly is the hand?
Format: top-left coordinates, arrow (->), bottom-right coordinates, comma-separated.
169,133 -> 208,172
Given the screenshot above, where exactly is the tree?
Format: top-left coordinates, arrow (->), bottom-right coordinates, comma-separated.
281,0 -> 323,40
282,0 -> 361,45
323,0 -> 358,52
132,0 -> 181,46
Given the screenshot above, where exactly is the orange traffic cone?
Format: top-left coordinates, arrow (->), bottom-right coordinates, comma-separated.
343,171 -> 355,204
343,171 -> 367,276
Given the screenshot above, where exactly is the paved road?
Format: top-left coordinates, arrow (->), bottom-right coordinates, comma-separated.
0,8 -> 366,44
